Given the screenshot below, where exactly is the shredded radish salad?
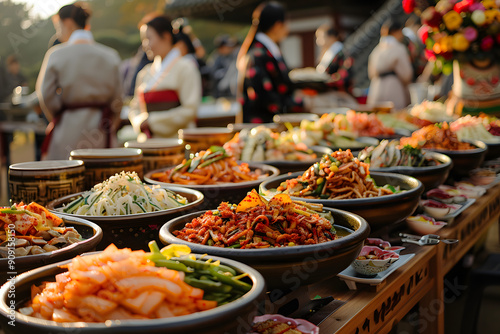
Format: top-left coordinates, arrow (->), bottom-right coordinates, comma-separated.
60,172 -> 188,216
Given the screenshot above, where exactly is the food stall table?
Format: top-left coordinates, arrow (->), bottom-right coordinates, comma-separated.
297,183 -> 500,333
0,121 -> 46,201
311,243 -> 437,334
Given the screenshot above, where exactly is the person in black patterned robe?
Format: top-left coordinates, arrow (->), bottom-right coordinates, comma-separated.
237,2 -> 304,123
315,25 -> 354,94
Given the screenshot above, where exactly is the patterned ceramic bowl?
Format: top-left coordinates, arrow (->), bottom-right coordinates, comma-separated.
351,246 -> 400,277
125,138 -> 185,173
70,148 -> 143,189
178,127 -> 234,153
8,160 -> 85,206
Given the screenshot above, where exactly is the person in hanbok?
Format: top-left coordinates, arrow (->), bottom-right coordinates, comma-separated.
367,20 -> 413,110
315,24 -> 355,95
237,2 -> 304,124
36,3 -> 122,160
129,15 -> 201,138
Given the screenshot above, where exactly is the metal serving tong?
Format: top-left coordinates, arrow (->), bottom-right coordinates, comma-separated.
399,233 -> 459,245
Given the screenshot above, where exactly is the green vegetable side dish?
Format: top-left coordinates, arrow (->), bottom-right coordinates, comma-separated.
60,171 -> 188,216
148,241 -> 252,305
358,140 -> 439,168
275,150 -> 402,199
174,146 -> 228,176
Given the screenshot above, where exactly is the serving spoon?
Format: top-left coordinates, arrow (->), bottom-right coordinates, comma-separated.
399,233 -> 459,245
401,237 -> 440,246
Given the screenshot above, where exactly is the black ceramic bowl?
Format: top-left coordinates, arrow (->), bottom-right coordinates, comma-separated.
160,208 -> 370,289
328,136 -> 380,153
484,140 -> 500,161
259,172 -> 424,230
368,151 -> 452,191
0,254 -> 266,334
145,163 -> 280,210
424,140 -> 487,178
252,146 -> 333,174
372,129 -> 412,141
47,186 -> 204,251
0,215 -> 102,284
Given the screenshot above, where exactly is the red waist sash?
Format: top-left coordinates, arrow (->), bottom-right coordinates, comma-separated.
139,89 -> 181,113
41,102 -> 113,155
140,89 -> 180,104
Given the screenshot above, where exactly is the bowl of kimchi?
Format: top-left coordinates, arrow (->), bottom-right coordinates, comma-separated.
0,245 -> 266,334
144,146 -> 280,210
0,202 -> 102,283
159,191 -> 370,289
259,150 -> 424,230
399,122 -> 487,178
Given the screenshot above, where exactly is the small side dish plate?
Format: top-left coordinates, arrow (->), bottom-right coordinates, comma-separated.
337,253 -> 415,289
251,314 -> 319,334
437,198 -> 475,221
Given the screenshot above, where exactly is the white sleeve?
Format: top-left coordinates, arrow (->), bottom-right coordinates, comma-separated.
148,61 -> 201,137
36,48 -> 62,121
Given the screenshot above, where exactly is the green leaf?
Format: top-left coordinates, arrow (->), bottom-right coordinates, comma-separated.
188,158 -> 201,173
209,146 -> 226,153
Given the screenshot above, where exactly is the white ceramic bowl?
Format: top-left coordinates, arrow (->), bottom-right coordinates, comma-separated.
420,200 -> 459,219
364,238 -> 405,254
406,215 -> 447,235
351,246 -> 400,276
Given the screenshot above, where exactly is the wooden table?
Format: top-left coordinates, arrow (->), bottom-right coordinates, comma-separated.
292,183 -> 500,334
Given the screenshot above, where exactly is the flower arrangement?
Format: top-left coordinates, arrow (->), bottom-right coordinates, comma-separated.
403,0 -> 500,74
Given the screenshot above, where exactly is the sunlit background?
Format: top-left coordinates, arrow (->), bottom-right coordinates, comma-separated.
13,0 -> 73,19
0,0 -> 248,90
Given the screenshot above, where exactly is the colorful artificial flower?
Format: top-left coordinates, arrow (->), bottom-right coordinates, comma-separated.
436,0 -> 455,14
484,9 -> 499,23
482,0 -> 496,9
463,26 -> 478,41
469,3 -> 486,11
452,33 -> 470,51
408,0 -> 500,73
421,7 -> 443,28
481,35 -> 495,50
471,9 -> 487,25
443,10 -> 463,30
403,0 -> 416,14
418,26 -> 430,43
454,0 -> 474,13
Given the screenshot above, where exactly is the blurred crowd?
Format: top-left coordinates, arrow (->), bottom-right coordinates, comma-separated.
0,1 -> 438,160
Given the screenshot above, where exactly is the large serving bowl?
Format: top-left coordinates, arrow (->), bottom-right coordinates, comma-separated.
273,113 -> 319,128
227,122 -> 279,133
254,146 -> 333,174
484,140 -> 500,161
70,148 -> 144,190
0,254 -> 266,334
145,163 -> 280,209
424,140 -> 487,178
0,215 -> 102,283
124,138 -> 185,173
46,186 -> 204,251
160,207 -> 370,289
179,127 -> 234,153
327,136 -> 380,153
259,172 -> 424,230
372,129 -> 412,141
368,151 -> 452,191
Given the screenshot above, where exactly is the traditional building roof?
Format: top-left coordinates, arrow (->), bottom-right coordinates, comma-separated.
164,0 -> 385,22
165,0 -> 259,21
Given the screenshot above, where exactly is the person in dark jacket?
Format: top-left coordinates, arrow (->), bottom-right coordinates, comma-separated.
237,1 -> 303,123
